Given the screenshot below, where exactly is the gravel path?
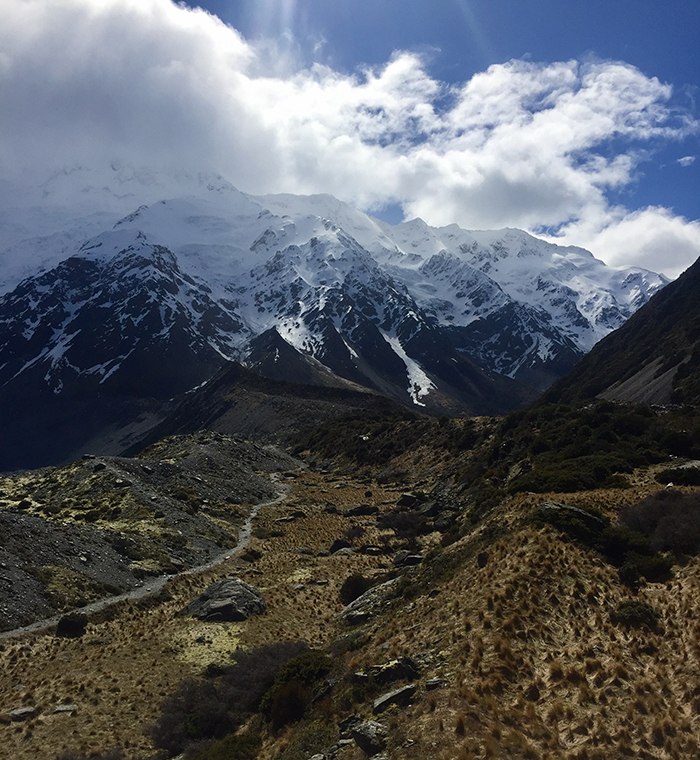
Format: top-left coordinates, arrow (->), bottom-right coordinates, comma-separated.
0,476 -> 290,640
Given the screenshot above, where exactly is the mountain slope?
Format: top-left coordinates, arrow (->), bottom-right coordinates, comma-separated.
0,170 -> 668,468
544,255 -> 700,406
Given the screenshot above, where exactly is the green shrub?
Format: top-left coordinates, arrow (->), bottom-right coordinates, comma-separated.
188,731 -> 261,760
150,641 -> 307,755
268,680 -> 313,731
533,503 -> 673,586
610,600 -> 660,630
260,649 -> 332,723
621,489 -> 700,555
655,467 -> 700,486
148,679 -> 231,754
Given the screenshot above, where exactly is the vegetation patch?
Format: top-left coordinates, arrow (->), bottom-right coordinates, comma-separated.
621,489 -> 700,555
610,600 -> 660,630
533,502 -> 673,585
187,730 -> 262,760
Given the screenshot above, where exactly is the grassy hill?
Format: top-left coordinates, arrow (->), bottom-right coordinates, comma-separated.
2,401 -> 700,759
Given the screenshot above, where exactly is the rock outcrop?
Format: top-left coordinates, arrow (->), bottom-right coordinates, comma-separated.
179,577 -> 266,622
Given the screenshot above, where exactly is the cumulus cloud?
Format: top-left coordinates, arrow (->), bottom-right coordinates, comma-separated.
677,155 -> 696,167
0,0 -> 698,276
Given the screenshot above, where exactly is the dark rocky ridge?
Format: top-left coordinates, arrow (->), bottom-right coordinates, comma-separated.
545,254 -> 700,406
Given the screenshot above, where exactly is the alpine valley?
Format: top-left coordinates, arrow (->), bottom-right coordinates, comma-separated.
0,167 -> 667,470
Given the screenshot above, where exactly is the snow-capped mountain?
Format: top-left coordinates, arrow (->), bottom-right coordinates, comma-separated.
0,167 -> 668,468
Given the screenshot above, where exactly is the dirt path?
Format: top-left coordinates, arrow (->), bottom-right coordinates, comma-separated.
0,475 -> 292,641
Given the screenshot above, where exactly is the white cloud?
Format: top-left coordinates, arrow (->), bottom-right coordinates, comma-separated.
678,155 -> 696,167
540,206 -> 700,279
0,0 -> 698,276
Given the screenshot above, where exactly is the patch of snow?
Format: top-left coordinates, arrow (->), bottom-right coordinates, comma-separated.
382,333 -> 435,406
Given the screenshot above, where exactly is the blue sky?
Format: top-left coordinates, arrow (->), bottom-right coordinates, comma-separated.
1,0 -> 698,276
201,0 -> 700,223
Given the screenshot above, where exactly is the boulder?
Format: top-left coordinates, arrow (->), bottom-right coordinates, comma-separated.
351,720 -> 388,756
330,538 -> 352,553
393,551 -> 422,567
9,706 -> 37,721
397,493 -> 419,508
372,684 -> 417,714
179,577 -> 266,622
434,513 -> 456,532
341,578 -> 401,625
348,504 -> 379,516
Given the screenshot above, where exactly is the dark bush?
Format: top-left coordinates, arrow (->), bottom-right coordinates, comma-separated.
340,573 -> 373,606
268,680 -> 313,731
621,489 -> 700,555
610,600 -> 660,630
376,509 -> 429,539
187,730 -> 261,760
260,649 -> 332,723
655,467 -> 700,486
343,524 -> 366,542
534,503 -> 673,586
149,641 -> 307,756
618,552 -> 674,587
219,640 -> 309,716
55,612 -> 89,639
148,679 -> 232,754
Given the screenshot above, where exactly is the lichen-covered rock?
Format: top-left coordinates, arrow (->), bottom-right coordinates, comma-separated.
341,578 -> 401,625
351,720 -> 388,756
353,656 -> 420,686
179,577 -> 266,622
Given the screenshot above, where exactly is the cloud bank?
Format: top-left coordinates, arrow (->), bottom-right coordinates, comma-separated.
1,0 -> 699,276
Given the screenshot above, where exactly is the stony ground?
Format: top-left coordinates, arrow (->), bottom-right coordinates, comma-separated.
1,432 -> 700,760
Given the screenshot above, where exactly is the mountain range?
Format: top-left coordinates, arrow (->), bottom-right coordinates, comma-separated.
0,167 -> 668,469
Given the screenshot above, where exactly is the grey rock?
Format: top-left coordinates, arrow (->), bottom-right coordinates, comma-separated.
417,500 -> 440,517
338,714 -> 361,737
333,547 -> 355,556
393,550 -> 410,566
341,578 -> 401,625
179,577 -> 266,622
394,551 -> 422,567
397,493 -> 420,508
53,703 -> 79,714
351,720 -> 388,756
330,539 -> 351,553
372,683 -> 417,714
9,706 -> 37,721
347,504 -> 379,516
425,677 -> 444,690
434,513 -> 455,532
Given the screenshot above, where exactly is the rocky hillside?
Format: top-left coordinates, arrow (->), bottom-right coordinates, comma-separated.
2,403 -> 700,760
544,254 -> 700,407
0,432 -> 298,631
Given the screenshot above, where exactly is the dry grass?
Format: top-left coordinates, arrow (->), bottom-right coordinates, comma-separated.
2,462 -> 700,760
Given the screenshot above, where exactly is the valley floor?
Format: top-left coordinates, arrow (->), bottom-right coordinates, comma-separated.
2,458 -> 700,760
